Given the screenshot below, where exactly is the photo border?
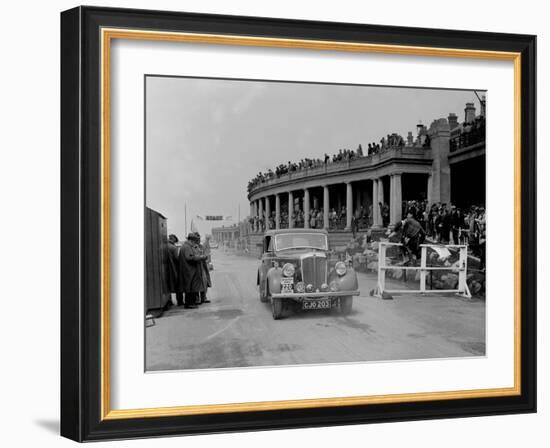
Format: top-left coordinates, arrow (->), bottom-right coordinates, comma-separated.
60,6 -> 536,441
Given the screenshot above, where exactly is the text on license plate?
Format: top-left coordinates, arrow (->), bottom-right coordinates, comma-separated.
303,299 -> 331,310
280,277 -> 293,293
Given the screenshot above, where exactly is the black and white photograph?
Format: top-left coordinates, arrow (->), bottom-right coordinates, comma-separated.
144,76 -> 487,372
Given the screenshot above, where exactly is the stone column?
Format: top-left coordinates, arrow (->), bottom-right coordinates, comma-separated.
372,179 -> 381,227
345,182 -> 353,230
378,178 -> 385,227
275,194 -> 281,229
258,198 -> 264,232
428,118 -> 451,204
390,173 -> 403,225
323,185 -> 330,229
427,174 -> 433,205
288,191 -> 294,228
253,201 -> 258,232
304,188 -> 310,229
265,196 -> 271,230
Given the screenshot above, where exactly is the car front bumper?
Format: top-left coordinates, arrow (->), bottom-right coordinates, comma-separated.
271,290 -> 360,300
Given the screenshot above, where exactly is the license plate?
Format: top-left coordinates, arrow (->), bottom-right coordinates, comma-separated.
303,299 -> 331,310
281,277 -> 293,293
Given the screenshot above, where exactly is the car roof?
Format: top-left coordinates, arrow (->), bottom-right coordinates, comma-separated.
264,228 -> 328,236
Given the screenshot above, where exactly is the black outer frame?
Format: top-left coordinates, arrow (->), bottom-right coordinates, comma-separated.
60,6 -> 537,442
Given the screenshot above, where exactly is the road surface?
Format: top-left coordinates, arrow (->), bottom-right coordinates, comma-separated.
146,249 -> 485,371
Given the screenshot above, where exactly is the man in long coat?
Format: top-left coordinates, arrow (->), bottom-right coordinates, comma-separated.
166,234 -> 183,306
194,233 -> 212,304
178,233 -> 208,308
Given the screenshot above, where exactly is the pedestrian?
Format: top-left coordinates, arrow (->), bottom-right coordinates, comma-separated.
166,234 -> 184,306
390,212 -> 426,265
195,233 -> 212,304
441,206 -> 451,243
178,233 -> 208,309
381,202 -> 390,227
310,210 -> 316,229
478,222 -> 486,272
352,208 -> 361,236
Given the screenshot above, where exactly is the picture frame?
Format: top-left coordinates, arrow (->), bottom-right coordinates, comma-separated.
60,5 -> 536,441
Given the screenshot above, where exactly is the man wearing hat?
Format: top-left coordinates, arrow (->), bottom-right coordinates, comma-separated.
449,205 -> 462,245
193,232 -> 212,304
167,234 -> 184,306
389,211 -> 426,265
178,233 -> 208,308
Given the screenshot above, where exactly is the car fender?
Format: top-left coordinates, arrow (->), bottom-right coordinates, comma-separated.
328,266 -> 359,292
267,267 -> 283,294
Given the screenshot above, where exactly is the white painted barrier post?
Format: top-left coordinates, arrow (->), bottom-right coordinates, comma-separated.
420,245 -> 427,292
375,242 -> 471,298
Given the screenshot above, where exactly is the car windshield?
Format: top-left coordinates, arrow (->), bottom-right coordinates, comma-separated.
274,233 -> 328,251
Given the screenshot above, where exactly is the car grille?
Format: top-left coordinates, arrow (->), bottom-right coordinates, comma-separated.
301,255 -> 327,289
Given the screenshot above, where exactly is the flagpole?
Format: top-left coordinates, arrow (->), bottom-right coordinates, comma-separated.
185,203 -> 187,236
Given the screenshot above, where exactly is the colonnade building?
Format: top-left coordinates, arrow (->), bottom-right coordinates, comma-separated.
247,103 -> 486,234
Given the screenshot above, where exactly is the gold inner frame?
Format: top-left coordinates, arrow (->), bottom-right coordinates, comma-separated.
100,27 -> 522,421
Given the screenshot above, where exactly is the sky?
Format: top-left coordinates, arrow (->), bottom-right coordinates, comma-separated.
145,75 -> 482,237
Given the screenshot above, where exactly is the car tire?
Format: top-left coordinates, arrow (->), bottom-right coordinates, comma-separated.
259,282 -> 269,303
272,297 -> 284,320
258,273 -> 269,302
340,296 -> 353,315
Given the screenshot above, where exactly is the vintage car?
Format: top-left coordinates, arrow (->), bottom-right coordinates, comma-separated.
257,229 -> 360,319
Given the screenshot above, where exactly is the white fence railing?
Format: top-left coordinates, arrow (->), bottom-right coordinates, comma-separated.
375,242 -> 471,298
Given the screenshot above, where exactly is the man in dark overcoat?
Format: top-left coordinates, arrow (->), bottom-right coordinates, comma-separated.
178,233 -> 208,308
449,205 -> 462,245
390,212 -> 426,265
166,234 -> 184,306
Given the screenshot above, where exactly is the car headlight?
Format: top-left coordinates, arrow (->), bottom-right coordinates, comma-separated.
282,263 -> 295,277
335,261 -> 347,276
320,283 -> 329,292
295,281 -> 305,293
306,283 -> 314,292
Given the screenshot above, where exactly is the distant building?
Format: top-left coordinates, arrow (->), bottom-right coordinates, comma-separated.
211,220 -> 251,249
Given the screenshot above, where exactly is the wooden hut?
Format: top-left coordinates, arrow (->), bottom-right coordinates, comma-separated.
145,207 -> 170,312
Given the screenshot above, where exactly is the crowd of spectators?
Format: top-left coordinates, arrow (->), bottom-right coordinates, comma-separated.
248,199 -> 486,270
401,200 -> 486,269
450,114 -> 486,152
249,207 -> 327,233
247,132 -> 417,192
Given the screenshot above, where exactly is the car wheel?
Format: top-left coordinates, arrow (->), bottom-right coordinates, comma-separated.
340,296 -> 353,315
259,281 -> 268,303
271,297 -> 284,320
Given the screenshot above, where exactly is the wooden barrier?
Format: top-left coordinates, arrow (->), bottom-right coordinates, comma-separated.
375,242 -> 471,298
